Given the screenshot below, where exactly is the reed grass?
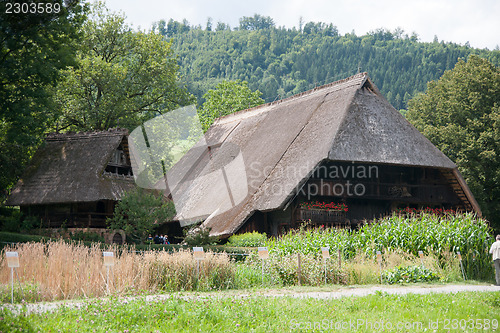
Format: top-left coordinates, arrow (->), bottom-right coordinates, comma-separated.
0,241 -> 236,302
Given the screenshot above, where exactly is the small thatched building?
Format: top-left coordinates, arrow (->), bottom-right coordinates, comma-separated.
6,128 -> 136,230
168,73 -> 481,238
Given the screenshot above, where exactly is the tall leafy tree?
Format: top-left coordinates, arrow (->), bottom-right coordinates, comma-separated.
107,188 -> 175,244
53,2 -> 193,132
199,80 -> 264,131
238,14 -> 274,31
407,55 -> 500,231
0,0 -> 86,198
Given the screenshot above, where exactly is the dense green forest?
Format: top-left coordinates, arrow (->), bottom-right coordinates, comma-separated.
156,15 -> 500,109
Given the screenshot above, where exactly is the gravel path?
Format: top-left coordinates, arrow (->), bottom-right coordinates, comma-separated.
267,284 -> 500,299
2,284 -> 499,315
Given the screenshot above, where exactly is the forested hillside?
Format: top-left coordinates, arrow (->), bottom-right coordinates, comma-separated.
157,16 -> 500,109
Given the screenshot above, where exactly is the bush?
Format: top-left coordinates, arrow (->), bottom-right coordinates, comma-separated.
107,188 -> 176,244
0,210 -> 21,233
227,231 -> 266,247
20,215 -> 41,232
70,231 -> 105,243
183,225 -> 219,246
383,265 -> 439,284
0,232 -> 47,244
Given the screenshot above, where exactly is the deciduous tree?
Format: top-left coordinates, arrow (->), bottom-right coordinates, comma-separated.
0,0 -> 86,198
239,14 -> 274,31
407,55 -> 500,231
107,188 -> 175,244
53,2 -> 193,132
199,80 -> 264,131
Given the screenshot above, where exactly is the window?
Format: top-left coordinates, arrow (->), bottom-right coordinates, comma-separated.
105,146 -> 133,176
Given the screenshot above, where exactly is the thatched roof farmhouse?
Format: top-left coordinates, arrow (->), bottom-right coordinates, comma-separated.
6,128 -> 135,229
168,73 -> 481,238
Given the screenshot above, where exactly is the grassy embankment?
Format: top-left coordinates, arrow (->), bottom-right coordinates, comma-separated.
0,291 -> 499,332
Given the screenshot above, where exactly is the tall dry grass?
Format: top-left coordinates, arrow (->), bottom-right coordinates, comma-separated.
0,241 -> 235,302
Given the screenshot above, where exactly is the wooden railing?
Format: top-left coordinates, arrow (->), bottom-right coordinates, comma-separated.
299,209 -> 346,225
43,212 -> 113,228
305,179 -> 456,203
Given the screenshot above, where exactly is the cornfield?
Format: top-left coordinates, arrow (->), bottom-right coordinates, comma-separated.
266,213 -> 493,280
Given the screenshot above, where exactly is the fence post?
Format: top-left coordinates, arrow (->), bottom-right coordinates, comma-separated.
11,267 -> 14,304
103,252 -> 114,294
258,247 -> 269,285
321,247 -> 330,285
193,247 -> 205,281
6,252 -> 20,304
297,253 -> 302,286
376,251 -> 383,284
458,252 -> 466,280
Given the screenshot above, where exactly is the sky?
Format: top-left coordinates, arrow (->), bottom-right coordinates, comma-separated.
104,0 -> 500,50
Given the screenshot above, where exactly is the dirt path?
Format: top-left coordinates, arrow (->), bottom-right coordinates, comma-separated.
2,284 -> 499,315
258,284 -> 500,299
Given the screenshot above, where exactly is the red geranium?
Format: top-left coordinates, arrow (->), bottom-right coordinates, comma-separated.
300,201 -> 348,212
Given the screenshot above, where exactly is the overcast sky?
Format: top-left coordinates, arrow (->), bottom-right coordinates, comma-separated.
104,0 -> 499,50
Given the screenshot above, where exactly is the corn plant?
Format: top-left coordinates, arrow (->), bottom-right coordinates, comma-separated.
266,213 -> 493,281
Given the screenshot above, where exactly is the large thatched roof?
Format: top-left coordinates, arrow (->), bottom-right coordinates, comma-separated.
167,73 -> 480,237
6,128 -> 135,206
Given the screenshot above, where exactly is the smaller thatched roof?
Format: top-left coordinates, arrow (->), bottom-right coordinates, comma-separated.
6,128 -> 136,206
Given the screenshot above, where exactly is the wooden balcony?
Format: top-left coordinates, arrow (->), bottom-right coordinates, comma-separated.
43,212 -> 113,228
298,208 -> 348,228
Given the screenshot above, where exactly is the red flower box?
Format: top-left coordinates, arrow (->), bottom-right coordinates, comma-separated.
300,201 -> 348,212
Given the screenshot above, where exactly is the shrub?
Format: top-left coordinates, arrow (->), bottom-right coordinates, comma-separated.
107,188 -> 176,244
70,231 -> 105,243
383,265 -> 439,284
227,231 -> 266,247
0,232 -> 47,245
183,225 -> 219,246
20,215 -> 41,232
0,212 -> 21,233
